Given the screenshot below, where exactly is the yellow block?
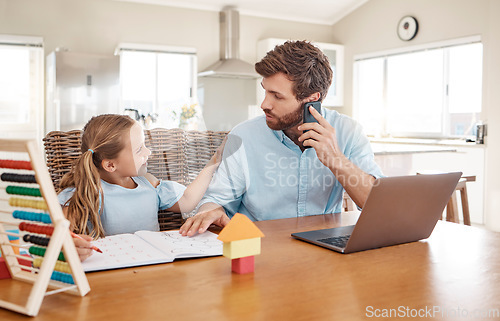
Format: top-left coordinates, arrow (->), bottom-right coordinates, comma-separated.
223,237 -> 261,259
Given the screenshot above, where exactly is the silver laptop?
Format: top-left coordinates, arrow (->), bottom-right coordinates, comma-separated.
291,172 -> 462,254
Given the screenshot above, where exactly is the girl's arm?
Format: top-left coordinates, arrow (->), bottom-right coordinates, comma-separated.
167,138 -> 226,214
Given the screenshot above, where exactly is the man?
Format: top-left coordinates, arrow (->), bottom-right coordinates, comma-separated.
180,40 -> 383,236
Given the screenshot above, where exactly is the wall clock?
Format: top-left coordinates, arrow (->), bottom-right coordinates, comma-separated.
397,16 -> 418,41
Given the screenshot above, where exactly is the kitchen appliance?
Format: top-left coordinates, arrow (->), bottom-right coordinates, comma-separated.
197,7 -> 259,130
46,51 -> 120,132
198,7 -> 258,79
476,122 -> 486,144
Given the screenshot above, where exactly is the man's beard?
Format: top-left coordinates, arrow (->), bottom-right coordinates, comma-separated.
265,105 -> 302,131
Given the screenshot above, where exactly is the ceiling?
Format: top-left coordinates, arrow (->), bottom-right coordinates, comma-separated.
112,0 -> 370,25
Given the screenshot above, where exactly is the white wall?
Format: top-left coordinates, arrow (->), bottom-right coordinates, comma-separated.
483,0 -> 500,232
0,0 -> 335,72
331,0 -> 500,231
0,0 -> 335,133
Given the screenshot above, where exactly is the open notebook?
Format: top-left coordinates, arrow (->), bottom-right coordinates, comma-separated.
81,230 -> 223,272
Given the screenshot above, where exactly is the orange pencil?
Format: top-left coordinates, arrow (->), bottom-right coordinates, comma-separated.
70,232 -> 103,253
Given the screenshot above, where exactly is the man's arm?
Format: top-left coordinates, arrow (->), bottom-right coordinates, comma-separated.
298,106 -> 376,208
179,133 -> 247,235
322,154 -> 375,208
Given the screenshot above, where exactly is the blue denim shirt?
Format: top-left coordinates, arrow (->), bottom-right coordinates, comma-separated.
200,109 -> 384,221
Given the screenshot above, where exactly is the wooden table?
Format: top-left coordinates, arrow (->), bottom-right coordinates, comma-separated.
1,213 -> 499,320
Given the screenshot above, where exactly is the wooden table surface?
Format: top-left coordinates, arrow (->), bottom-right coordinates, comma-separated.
1,212 -> 499,320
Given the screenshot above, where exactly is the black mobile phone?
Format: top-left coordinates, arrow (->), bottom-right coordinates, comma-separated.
302,101 -> 321,148
303,100 -> 321,129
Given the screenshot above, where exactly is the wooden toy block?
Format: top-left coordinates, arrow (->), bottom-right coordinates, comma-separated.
231,256 -> 255,274
217,213 -> 264,242
223,237 -> 261,259
218,214 -> 264,274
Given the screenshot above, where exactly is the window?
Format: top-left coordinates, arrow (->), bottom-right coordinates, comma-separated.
116,44 -> 199,129
0,35 -> 43,140
354,37 -> 483,139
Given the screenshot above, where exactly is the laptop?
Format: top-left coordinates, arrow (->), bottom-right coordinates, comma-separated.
291,172 -> 462,254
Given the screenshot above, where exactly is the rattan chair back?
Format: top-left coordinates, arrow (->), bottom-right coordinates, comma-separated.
43,128 -> 228,230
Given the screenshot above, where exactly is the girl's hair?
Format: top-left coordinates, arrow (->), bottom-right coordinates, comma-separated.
59,114 -> 135,238
255,40 -> 333,102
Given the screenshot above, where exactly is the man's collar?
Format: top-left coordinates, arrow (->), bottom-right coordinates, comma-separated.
272,129 -> 286,143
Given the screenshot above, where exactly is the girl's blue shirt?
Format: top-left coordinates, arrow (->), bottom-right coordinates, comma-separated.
58,176 -> 186,236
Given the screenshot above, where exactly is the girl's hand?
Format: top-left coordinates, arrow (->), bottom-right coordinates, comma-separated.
211,136 -> 228,166
73,234 -> 94,262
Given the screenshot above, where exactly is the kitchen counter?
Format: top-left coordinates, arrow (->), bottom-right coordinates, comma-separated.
371,142 -> 457,156
369,138 -> 485,225
370,137 -> 485,148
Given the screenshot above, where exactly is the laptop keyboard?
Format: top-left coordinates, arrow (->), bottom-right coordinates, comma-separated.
317,235 -> 351,248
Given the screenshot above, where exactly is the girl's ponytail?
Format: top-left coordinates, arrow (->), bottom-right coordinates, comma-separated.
60,149 -> 105,238
58,114 -> 135,239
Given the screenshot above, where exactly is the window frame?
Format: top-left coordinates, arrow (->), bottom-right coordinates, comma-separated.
115,43 -> 197,116
0,34 -> 44,141
353,35 -> 483,139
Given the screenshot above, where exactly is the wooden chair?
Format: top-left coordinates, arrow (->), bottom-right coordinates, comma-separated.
43,128 -> 228,231
445,175 -> 475,226
416,172 -> 474,226
342,192 -> 356,212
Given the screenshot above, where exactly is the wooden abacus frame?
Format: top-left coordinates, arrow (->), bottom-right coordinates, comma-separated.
0,139 -> 90,316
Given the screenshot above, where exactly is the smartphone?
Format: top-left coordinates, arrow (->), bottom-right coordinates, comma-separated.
303,100 -> 321,129
302,101 -> 321,148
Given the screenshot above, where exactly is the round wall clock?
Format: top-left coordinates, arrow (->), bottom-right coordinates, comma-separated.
397,16 -> 419,41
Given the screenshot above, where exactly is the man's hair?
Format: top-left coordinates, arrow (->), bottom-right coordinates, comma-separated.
255,40 -> 333,102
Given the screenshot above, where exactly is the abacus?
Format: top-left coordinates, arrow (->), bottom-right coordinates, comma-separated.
0,139 -> 90,316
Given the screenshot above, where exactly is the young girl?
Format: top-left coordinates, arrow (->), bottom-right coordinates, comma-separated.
57,114 -> 224,261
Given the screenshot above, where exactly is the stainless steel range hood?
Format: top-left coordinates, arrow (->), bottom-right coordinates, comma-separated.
198,7 -> 259,79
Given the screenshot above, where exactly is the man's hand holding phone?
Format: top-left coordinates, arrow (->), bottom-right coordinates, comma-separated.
302,101 -> 322,135
298,104 -> 346,170
299,104 -> 376,208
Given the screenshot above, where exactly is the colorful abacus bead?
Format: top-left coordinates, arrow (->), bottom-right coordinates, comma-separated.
0,173 -> 37,184
6,186 -> 42,197
28,246 -> 66,262
32,258 -> 72,274
23,234 -> 50,247
13,211 -> 52,224
8,197 -> 48,211
19,222 -> 54,236
51,271 -> 74,284
0,159 -> 32,170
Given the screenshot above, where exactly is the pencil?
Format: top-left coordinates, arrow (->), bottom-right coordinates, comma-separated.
70,232 -> 103,253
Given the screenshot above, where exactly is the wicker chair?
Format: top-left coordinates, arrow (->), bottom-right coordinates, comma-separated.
43,128 -> 228,231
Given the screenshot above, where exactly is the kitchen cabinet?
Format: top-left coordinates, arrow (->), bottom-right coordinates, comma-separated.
257,38 -> 344,107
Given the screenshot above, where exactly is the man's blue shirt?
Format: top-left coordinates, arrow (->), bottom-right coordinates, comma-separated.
200,109 -> 384,220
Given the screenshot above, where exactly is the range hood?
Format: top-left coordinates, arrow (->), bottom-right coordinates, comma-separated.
198,7 -> 259,79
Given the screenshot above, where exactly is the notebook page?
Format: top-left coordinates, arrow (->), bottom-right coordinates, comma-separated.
135,230 -> 223,259
82,233 -> 173,272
